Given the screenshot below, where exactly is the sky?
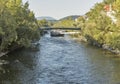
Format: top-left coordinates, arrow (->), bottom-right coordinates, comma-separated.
22,0 -> 103,19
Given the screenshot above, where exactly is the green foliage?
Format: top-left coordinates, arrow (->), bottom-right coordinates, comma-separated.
53,18 -> 75,28
37,19 -> 49,27
0,0 -> 40,51
76,0 -> 120,50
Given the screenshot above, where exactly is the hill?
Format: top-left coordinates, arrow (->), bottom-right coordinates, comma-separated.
59,15 -> 80,21
36,16 -> 57,21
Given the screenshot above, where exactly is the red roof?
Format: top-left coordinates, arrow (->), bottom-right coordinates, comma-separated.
104,5 -> 110,11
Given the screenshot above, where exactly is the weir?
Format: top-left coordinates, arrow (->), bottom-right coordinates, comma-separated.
39,27 -> 81,30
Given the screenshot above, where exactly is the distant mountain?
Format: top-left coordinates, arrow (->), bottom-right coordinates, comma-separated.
36,16 -> 57,21
59,15 -> 80,21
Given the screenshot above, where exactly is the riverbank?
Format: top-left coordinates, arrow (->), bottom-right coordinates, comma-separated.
88,42 -> 119,56
70,33 -> 120,56
86,38 -> 120,56
90,41 -> 120,56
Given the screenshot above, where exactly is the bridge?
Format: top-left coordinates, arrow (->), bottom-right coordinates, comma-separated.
40,27 -> 81,36
39,27 -> 81,30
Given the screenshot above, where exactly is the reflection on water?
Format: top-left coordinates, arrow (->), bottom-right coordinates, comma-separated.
0,34 -> 120,84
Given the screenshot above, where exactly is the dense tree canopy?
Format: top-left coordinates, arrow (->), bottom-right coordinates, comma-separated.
0,0 -> 40,51
37,19 -> 49,27
53,18 -> 75,28
76,0 -> 120,51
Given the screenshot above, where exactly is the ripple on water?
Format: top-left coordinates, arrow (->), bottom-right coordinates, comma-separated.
0,35 -> 120,84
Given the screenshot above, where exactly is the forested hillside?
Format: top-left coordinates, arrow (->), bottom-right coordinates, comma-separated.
53,17 -> 75,28
59,15 -> 80,21
0,0 -> 40,52
76,0 -> 120,54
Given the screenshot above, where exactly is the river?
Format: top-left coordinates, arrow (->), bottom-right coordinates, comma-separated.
0,34 -> 120,84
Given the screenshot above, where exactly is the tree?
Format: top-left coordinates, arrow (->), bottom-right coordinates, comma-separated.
76,0 -> 120,50
0,0 -> 40,51
37,19 -> 48,27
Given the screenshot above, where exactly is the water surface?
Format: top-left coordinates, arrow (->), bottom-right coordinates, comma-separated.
0,34 -> 120,84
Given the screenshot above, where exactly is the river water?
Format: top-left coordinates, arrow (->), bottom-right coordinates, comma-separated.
0,34 -> 120,84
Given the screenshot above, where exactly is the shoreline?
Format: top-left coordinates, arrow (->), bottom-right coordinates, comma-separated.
71,35 -> 120,56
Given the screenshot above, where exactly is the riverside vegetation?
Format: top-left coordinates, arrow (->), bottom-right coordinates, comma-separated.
76,0 -> 120,54
0,0 -> 40,54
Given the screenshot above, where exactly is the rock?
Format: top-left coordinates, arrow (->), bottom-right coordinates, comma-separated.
0,60 -> 9,65
50,31 -> 64,37
0,52 -> 9,57
102,44 -> 120,55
